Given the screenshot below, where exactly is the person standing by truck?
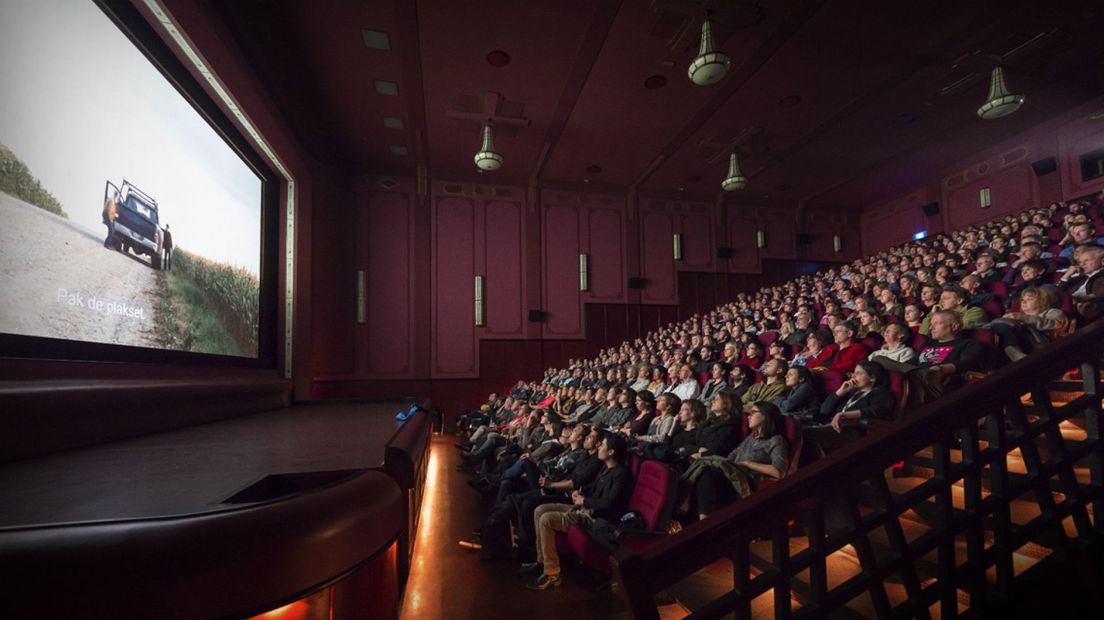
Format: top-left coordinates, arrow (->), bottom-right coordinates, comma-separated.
162,224 -> 174,271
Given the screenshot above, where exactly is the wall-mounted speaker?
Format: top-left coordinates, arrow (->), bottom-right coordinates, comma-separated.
921,202 -> 940,216
527,309 -> 545,323
628,277 -> 646,290
1031,156 -> 1057,177
716,247 -> 734,259
796,233 -> 813,246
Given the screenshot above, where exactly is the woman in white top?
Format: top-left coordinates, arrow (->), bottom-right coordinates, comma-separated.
867,323 -> 917,366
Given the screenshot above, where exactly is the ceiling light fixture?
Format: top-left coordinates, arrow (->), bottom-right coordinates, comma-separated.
721,151 -> 747,191
688,14 -> 730,86
474,121 -> 503,171
977,67 -> 1024,119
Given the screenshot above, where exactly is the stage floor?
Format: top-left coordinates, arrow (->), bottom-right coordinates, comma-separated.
0,400 -> 405,527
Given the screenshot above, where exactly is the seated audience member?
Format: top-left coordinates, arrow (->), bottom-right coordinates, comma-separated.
808,361 -> 895,455
1008,240 -> 1047,271
880,310 -> 986,406
1058,221 -> 1104,258
878,288 -> 904,321
920,285 -> 987,334
784,313 -> 814,346
855,309 -> 885,346
972,252 -> 1002,287
767,340 -> 788,361
985,286 -> 1069,362
726,364 -> 754,400
698,361 -> 730,403
1005,258 -> 1058,309
959,273 -> 993,305
903,303 -> 924,332
689,391 -> 741,460
868,322 -> 918,367
635,393 -> 679,444
817,320 -> 869,375
628,365 -> 651,392
1060,245 -> 1104,322
741,358 -> 788,407
526,433 -> 633,590
738,341 -> 765,369
681,401 -> 788,520
585,387 -> 621,428
603,388 -> 637,429
646,366 -> 669,396
662,399 -> 707,470
620,390 -> 656,437
773,365 -> 821,423
666,363 -> 703,401
792,329 -> 835,368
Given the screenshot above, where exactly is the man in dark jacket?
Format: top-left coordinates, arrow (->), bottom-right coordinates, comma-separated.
879,309 -> 985,406
525,432 -> 633,590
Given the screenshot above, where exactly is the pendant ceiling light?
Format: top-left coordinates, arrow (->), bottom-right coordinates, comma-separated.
688,16 -> 730,86
474,121 -> 503,171
976,67 -> 1024,120
721,151 -> 747,191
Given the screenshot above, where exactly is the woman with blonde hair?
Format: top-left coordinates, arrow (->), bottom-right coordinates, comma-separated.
984,286 -> 1069,362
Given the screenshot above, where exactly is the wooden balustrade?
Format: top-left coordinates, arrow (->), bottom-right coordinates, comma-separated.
615,320 -> 1104,619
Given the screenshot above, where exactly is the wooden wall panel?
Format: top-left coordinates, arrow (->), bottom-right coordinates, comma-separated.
759,214 -> 795,258
725,211 -> 760,272
364,191 -> 413,377
679,212 -> 715,270
862,190 -> 928,254
542,203 -> 583,337
483,200 -> 524,336
944,164 -> 1035,230
432,196 -> 476,377
640,211 -> 677,304
585,207 -> 625,301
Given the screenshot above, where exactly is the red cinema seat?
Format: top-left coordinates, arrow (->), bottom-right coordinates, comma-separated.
557,460 -> 677,574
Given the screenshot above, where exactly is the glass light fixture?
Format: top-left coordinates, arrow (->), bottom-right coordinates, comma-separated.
579,253 -> 589,291
977,67 -> 1024,120
474,122 -> 503,171
688,17 -> 730,86
721,151 -> 747,191
474,276 -> 485,326
832,234 -> 842,253
756,230 -> 766,248
673,234 -> 682,260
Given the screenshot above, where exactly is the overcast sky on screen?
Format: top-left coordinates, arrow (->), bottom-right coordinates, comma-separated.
0,0 -> 262,275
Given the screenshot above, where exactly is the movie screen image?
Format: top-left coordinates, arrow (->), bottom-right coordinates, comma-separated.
0,0 -> 263,358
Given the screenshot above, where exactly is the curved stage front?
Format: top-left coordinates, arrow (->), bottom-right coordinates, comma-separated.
0,401 -> 432,619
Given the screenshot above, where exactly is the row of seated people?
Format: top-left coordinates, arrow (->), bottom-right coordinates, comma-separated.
451,195 -> 1104,591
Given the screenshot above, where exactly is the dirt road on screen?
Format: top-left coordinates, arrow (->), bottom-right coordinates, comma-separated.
0,191 -> 161,348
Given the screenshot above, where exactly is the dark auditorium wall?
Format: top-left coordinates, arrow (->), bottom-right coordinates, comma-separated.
862,99 -> 1104,254
306,171 -> 862,415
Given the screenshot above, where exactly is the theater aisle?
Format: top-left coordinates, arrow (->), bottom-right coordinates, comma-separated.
400,434 -> 687,620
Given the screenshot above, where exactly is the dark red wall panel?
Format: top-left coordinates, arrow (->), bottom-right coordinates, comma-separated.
483,200 -> 524,336
725,211 -> 760,272
585,207 -> 625,301
944,163 -> 1035,231
759,214 -> 796,259
640,211 -> 677,304
432,196 -> 477,377
862,189 -> 929,255
364,191 -> 413,377
1058,112 -> 1104,199
679,211 -> 715,270
542,203 -> 583,337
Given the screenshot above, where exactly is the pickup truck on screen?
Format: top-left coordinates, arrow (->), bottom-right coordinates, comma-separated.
102,179 -> 164,270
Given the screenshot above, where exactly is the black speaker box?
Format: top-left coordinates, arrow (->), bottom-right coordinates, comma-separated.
527,310 -> 545,323
921,202 -> 940,216
1031,156 -> 1057,176
717,247 -> 734,259
628,277 -> 646,290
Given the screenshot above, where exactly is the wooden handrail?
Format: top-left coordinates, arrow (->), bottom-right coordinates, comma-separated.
615,318 -> 1104,618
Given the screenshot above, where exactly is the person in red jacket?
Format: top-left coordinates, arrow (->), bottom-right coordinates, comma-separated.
814,320 -> 870,393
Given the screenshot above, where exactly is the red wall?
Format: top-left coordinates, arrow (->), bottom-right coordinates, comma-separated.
862,99 -> 1104,251
306,173 -> 871,414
